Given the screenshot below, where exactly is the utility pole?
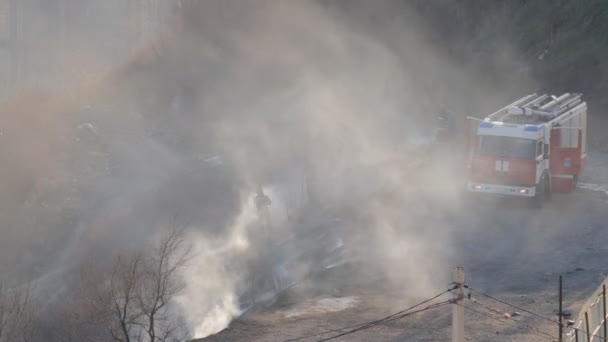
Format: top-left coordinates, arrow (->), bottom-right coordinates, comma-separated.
603,284 -> 607,341
559,275 -> 563,342
452,266 -> 465,342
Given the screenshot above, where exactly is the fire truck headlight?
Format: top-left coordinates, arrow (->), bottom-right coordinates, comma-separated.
519,189 -> 528,194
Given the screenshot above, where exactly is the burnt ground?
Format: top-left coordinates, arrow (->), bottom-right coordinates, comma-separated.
199,151 -> 608,342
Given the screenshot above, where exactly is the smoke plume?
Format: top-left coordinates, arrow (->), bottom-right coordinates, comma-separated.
0,1 -> 539,340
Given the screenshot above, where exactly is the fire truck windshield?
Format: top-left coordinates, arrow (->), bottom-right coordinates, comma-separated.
477,136 -> 536,159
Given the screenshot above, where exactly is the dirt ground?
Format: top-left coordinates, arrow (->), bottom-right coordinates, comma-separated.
199,151 -> 608,342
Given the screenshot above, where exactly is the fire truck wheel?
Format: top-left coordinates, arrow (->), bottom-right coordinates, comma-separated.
532,177 -> 549,208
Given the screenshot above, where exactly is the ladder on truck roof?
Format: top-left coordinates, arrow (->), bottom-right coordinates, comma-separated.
487,93 -> 583,124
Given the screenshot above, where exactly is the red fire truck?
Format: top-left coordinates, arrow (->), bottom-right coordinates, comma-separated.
465,93 -> 587,204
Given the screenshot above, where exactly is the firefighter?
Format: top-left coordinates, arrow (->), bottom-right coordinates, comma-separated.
435,104 -> 454,145
255,187 -> 271,211
253,187 -> 281,296
254,186 -> 272,231
436,106 -> 448,137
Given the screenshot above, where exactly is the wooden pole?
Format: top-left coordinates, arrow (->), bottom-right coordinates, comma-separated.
559,275 -> 563,342
603,284 -> 607,340
452,266 -> 465,342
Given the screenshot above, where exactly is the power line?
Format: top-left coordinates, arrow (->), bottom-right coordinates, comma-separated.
362,301 -> 451,327
316,300 -> 452,342
456,302 -> 557,341
468,297 -> 558,340
467,286 -> 559,324
468,286 -> 608,341
282,289 -> 453,342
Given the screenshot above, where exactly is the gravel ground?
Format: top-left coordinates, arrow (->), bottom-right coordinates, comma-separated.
198,151 -> 608,342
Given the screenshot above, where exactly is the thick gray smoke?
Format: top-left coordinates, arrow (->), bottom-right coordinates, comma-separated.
0,0 -> 538,340
155,1 -> 536,338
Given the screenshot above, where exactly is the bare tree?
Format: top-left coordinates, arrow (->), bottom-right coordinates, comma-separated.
136,227 -> 190,342
69,226 -> 191,342
61,260 -> 108,342
108,253 -> 144,342
0,282 -> 34,342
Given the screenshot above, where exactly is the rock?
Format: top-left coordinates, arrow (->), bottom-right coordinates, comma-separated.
512,312 -> 521,317
504,313 -> 511,318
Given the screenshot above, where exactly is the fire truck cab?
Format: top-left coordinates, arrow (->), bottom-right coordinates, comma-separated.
466,93 -> 587,203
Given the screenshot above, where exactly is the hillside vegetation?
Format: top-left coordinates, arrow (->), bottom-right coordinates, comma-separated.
462,0 -> 608,103
420,0 -> 608,144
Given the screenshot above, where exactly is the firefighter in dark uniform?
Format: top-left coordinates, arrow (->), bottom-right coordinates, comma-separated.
436,105 -> 450,144
253,186 -> 283,297
254,187 -> 272,232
